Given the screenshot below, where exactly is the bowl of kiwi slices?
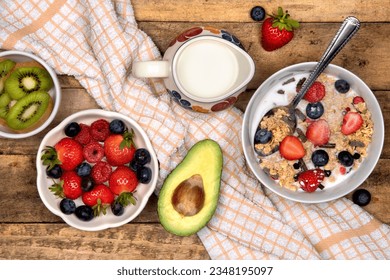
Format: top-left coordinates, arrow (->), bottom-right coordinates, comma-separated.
0,50 -> 61,139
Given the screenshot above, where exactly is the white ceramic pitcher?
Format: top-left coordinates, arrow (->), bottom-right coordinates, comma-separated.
133,26 -> 255,113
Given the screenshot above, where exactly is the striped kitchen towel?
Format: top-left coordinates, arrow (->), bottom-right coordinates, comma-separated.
1,0 -> 389,259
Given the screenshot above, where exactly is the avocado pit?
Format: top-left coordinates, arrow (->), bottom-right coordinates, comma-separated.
172,174 -> 205,216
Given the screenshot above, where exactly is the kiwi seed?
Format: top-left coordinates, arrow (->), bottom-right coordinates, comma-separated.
6,91 -> 51,130
5,67 -> 53,100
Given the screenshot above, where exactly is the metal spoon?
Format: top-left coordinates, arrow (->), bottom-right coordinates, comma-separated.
255,16 -> 360,157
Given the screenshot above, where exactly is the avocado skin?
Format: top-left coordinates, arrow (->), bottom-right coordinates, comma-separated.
157,139 -> 223,236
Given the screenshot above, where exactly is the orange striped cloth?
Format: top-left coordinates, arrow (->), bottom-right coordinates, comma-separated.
1,0 -> 389,259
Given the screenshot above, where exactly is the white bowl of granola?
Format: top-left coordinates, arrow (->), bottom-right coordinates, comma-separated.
242,62 -> 384,203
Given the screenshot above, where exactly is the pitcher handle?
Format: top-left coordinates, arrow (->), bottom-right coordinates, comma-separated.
132,61 -> 170,78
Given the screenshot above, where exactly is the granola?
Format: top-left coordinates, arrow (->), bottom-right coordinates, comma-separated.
254,73 -> 374,192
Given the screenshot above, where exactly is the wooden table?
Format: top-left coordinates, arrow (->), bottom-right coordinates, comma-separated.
0,0 -> 389,260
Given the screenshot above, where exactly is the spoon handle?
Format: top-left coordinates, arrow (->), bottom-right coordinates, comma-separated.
291,16 -> 360,108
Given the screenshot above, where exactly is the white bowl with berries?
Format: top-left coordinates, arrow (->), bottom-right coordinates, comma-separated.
242,62 -> 384,203
36,109 -> 159,231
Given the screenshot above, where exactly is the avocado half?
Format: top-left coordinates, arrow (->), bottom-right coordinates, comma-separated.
158,139 -> 223,236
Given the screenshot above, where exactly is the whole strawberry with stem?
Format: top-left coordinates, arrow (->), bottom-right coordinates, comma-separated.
104,129 -> 136,166
82,184 -> 115,216
261,7 -> 300,51
41,137 -> 84,171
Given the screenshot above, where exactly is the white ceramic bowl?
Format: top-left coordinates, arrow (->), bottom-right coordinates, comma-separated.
242,62 -> 384,203
36,109 -> 159,231
0,50 -> 61,138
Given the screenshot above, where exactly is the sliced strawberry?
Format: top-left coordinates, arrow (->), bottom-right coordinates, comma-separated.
353,96 -> 365,104
302,81 -> 325,103
341,112 -> 363,135
298,169 -> 325,192
279,135 -> 305,160
306,119 -> 330,146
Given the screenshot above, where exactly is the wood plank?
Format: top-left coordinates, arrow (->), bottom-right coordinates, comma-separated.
1,153 -> 389,224
138,22 -> 390,90
132,0 -> 390,23
0,223 -> 209,260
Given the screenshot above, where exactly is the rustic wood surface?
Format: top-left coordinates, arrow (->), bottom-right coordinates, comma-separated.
0,0 -> 389,260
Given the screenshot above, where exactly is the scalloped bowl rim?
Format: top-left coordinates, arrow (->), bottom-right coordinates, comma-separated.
36,109 -> 159,231
0,50 -> 61,139
242,62 -> 384,203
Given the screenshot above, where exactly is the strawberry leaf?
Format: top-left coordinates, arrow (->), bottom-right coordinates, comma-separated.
49,180 -> 64,198
270,6 -> 299,31
116,192 -> 137,207
41,146 -> 61,170
119,129 -> 136,150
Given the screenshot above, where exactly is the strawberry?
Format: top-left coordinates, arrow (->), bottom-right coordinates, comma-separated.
49,170 -> 82,200
306,119 -> 330,146
104,130 -> 136,166
82,184 -> 115,216
42,138 -> 84,171
279,135 -> 305,160
302,81 -> 326,103
297,169 -> 325,192
109,166 -> 138,207
353,96 -> 365,104
341,111 -> 363,135
261,7 -> 299,51
55,138 -> 84,171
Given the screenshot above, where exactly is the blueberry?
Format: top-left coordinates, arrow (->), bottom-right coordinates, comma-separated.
137,166 -> 152,184
254,128 -> 273,144
134,148 -> 151,166
111,202 -> 124,216
109,119 -> 126,134
75,205 -> 94,221
64,122 -> 81,137
46,165 -> 63,179
81,176 -> 95,192
335,79 -> 350,93
129,159 -> 142,172
60,198 -> 76,215
338,151 -> 354,167
353,153 -> 361,160
352,189 -> 371,206
76,162 -> 92,177
306,102 -> 324,119
312,149 -> 329,167
250,6 -> 266,21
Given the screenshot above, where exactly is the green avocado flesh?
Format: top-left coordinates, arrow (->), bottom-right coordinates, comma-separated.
158,139 -> 223,236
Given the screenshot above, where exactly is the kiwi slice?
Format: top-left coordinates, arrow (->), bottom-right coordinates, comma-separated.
6,91 -> 51,130
0,59 -> 16,93
0,91 -> 11,107
5,67 -> 53,100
